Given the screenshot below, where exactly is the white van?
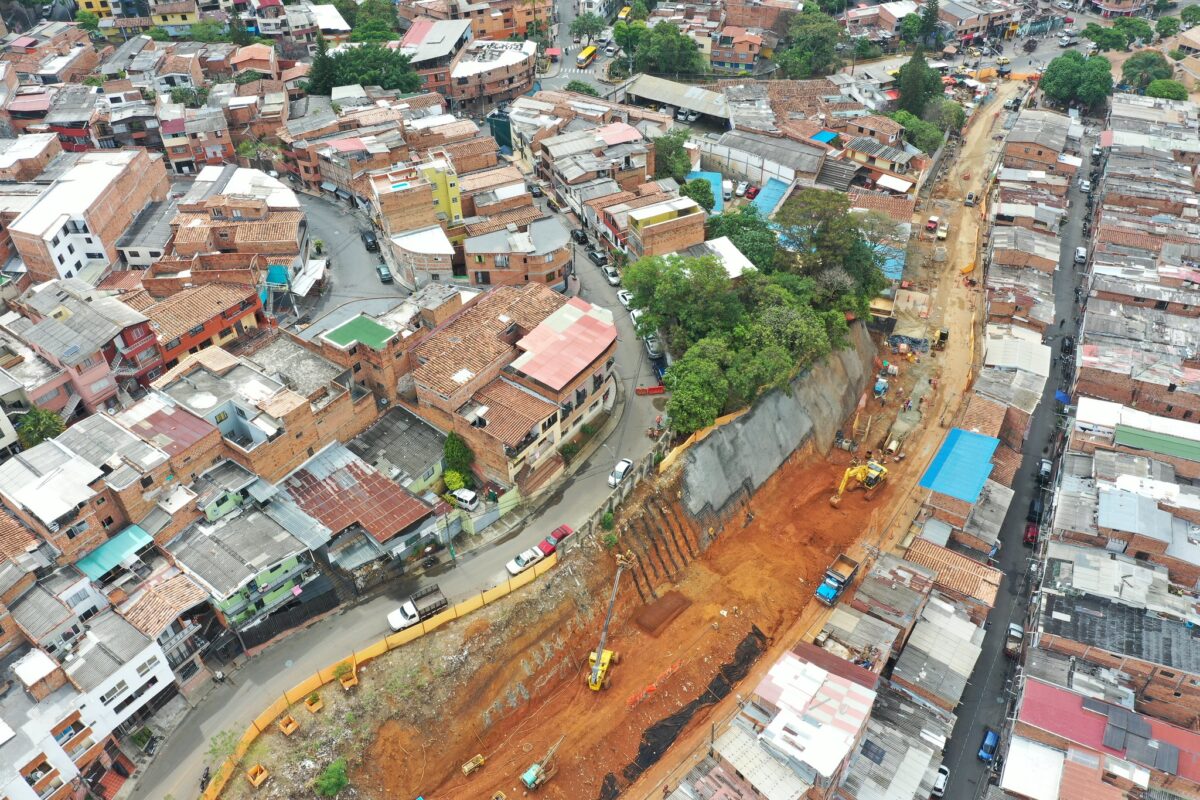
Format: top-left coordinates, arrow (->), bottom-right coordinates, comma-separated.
450,488 -> 479,511
722,179 -> 733,201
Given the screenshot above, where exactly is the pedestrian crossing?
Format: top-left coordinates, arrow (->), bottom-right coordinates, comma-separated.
560,68 -> 598,75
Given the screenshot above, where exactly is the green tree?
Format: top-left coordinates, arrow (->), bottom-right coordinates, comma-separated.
891,109 -> 943,153
776,8 -> 842,78
333,0 -> 357,27
351,19 -> 396,42
1155,0 -> 1172,11
170,86 -> 208,107
854,38 -> 882,60
622,255 -> 744,353
928,98 -> 965,133
305,43 -> 419,95
1114,16 -> 1153,44
1122,49 -> 1172,88
228,15 -> 254,46
234,70 -> 266,85
1146,77 -> 1188,99
314,758 -> 349,797
147,26 -> 171,41
82,75 -> 103,87
652,127 -> 690,182
634,21 -> 705,75
17,407 -> 63,450
570,12 -> 606,43
613,20 -> 649,61
357,0 -> 397,28
1041,51 -> 1113,107
1157,16 -> 1181,38
1083,23 -> 1128,51
1184,5 -> 1200,24
443,470 -> 465,492
705,205 -> 776,270
898,13 -> 922,46
663,337 -> 731,433
565,79 -> 600,96
189,20 -> 226,42
630,0 -> 649,20
444,432 -> 475,475
74,9 -> 98,31
680,178 -> 714,211
896,49 -> 942,117
919,0 -> 940,41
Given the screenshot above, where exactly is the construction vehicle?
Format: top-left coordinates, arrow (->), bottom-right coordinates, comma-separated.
830,459 -> 888,507
587,551 -> 634,691
816,554 -> 861,605
520,735 -> 565,790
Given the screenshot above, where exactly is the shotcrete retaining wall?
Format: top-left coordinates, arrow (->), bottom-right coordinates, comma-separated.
680,322 -> 875,521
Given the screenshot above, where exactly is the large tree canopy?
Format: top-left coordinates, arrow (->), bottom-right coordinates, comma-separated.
896,49 -> 943,117
1122,50 -> 1172,89
306,41 -> 419,95
1040,51 -> 1114,107
775,8 -> 842,78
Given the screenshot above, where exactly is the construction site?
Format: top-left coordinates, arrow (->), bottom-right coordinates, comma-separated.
214,80 -> 1025,800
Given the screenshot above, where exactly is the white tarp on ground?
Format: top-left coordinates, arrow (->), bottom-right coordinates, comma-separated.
1000,736 -> 1064,800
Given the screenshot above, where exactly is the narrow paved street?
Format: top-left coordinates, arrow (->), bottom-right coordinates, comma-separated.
939,133 -> 1091,799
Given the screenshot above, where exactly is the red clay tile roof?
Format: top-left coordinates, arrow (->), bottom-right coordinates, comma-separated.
904,538 -> 1002,607
120,573 -> 209,636
96,270 -> 146,293
848,191 -> 916,223
472,378 -> 558,447
0,506 -> 36,561
283,445 -> 431,543
989,445 -> 1022,488
959,395 -> 1006,438
414,285 -> 566,397
1057,757 -> 1125,800
463,206 -> 544,236
142,283 -> 255,343
231,43 -> 274,65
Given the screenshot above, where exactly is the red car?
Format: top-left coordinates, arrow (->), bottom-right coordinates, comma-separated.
536,537 -> 557,556
745,185 -> 760,199
549,524 -> 574,543
1023,522 -> 1039,546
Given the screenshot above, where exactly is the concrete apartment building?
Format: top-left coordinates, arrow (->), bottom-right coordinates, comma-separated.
448,40 -> 537,111
1002,110 -> 1076,174
400,18 -> 473,98
938,0 -> 1016,45
625,197 -> 706,258
396,0 -> 553,42
0,133 -> 61,181
463,217 -> 572,288
707,26 -> 763,73
370,159 -> 463,236
8,150 -> 169,284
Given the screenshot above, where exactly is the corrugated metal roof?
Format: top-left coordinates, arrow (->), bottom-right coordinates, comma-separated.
1115,424 -> 1200,462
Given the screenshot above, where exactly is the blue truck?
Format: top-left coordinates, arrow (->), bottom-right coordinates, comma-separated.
816,554 -> 860,606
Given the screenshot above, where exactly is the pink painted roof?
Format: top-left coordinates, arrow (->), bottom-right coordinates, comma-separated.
402,17 -> 433,46
160,117 -> 185,134
8,93 -> 51,112
10,36 -> 36,49
114,397 -> 218,457
1020,678 -> 1200,781
596,121 -> 642,146
510,297 -> 616,392
330,137 -> 365,153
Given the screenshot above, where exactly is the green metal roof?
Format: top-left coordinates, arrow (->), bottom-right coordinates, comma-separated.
1114,424 -> 1200,462
76,525 -> 152,580
324,314 -> 395,350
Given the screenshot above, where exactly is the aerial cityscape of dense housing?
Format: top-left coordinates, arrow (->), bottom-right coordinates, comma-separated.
0,0 -> 1193,798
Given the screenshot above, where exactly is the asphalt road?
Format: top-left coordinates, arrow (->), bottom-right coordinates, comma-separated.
296,192 -> 409,320
938,136 -> 1093,799
130,184 -> 666,800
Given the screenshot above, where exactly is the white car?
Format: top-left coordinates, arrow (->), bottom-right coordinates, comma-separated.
1079,179 -> 1091,193
735,181 -> 749,197
608,458 -> 634,487
685,110 -> 699,122
505,546 -> 544,576
602,265 -> 621,286
1055,0 -> 1071,8
675,107 -> 689,122
616,289 -> 633,308
931,765 -> 950,797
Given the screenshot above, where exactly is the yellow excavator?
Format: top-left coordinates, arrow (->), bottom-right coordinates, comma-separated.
830,459 -> 888,507
587,552 -> 634,691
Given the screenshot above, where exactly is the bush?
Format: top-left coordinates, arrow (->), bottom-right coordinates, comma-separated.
602,532 -> 619,549
444,432 -> 475,475
332,662 -> 353,680
559,442 -> 580,461
1170,48 -> 1187,60
308,692 -> 320,704
443,470 -> 465,492
601,511 -> 615,530
582,423 -> 597,436
314,758 -> 349,797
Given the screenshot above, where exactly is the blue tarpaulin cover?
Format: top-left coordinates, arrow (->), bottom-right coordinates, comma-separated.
919,428 -> 1000,503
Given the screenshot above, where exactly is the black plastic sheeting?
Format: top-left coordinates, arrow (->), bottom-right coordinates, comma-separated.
886,334 -> 930,352
597,625 -> 768,800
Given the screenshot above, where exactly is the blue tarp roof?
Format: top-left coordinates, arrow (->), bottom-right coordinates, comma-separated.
752,177 -> 790,217
76,525 -> 152,580
880,244 -> 906,281
812,130 -> 838,143
685,170 -> 724,213
266,264 -> 289,286
919,428 -> 999,503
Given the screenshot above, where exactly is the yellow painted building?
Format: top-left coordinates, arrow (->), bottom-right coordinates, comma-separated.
79,0 -> 112,17
419,158 -> 463,225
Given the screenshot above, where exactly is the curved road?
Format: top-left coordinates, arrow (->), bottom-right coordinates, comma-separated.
131,190 -> 666,800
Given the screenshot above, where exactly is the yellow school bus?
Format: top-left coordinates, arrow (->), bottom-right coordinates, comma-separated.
617,5 -> 632,20
577,45 -> 598,68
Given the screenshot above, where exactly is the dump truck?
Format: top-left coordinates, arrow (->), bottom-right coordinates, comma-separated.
387,584 -> 448,631
816,554 -> 860,605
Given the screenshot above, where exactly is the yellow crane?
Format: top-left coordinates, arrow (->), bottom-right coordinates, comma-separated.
587,551 -> 634,691
830,459 -> 888,507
